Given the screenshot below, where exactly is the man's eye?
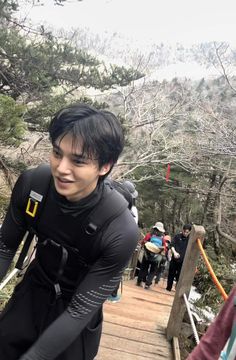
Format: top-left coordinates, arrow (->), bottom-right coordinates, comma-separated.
73,158 -> 86,165
52,149 -> 61,158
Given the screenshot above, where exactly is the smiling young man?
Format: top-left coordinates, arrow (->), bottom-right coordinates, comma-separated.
0,104 -> 139,360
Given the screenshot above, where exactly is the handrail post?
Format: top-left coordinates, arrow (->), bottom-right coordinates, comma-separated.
166,224 -> 205,340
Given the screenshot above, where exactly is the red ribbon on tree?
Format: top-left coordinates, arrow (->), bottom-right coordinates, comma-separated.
165,163 -> 171,182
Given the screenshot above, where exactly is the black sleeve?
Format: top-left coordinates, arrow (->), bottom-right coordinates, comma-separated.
171,234 -> 178,249
0,170 -> 32,281
0,239 -> 15,280
19,210 -> 139,360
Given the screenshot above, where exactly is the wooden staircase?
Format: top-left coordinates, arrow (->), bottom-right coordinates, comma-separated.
96,279 -> 175,359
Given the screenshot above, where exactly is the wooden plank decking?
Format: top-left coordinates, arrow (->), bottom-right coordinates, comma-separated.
96,279 -> 175,360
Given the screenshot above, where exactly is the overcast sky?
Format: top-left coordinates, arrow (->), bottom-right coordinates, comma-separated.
20,0 -> 236,46
18,0 -> 236,80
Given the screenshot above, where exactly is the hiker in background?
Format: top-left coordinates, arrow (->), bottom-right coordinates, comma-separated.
154,233 -> 171,285
139,222 -> 163,247
163,233 -> 171,253
135,222 -> 164,280
107,180 -> 139,303
187,284 -> 236,360
166,224 -> 192,291
136,222 -> 165,289
123,180 -> 139,224
134,223 -> 154,278
0,103 -> 139,360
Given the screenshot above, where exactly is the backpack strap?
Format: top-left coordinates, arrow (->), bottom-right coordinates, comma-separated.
84,185 -> 129,235
25,163 -> 52,228
16,167 -> 129,271
15,164 -> 52,270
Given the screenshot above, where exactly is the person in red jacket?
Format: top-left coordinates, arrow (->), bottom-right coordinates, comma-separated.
187,285 -> 236,360
140,222 -> 164,246
136,222 -> 165,288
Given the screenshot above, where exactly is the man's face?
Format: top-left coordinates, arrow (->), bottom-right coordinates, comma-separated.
182,229 -> 191,237
50,133 -> 111,202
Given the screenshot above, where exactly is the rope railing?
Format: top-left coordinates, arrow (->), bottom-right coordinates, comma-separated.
196,238 -> 228,301
167,225 -> 230,347
179,239 -> 230,352
178,238 -> 229,348
181,238 -> 228,347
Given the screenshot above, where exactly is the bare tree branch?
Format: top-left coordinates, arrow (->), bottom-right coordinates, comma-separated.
216,160 -> 236,245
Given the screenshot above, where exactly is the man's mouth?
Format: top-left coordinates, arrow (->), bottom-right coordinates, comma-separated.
57,177 -> 74,183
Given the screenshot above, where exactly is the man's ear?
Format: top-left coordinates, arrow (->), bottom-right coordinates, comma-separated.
99,163 -> 112,176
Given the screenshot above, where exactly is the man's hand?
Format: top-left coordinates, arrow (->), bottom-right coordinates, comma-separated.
172,249 -> 180,259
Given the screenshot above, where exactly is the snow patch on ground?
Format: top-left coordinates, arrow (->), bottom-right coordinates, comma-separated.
189,286 -> 215,323
189,286 -> 201,302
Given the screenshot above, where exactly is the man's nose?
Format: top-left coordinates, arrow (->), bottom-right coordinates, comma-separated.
57,157 -> 71,174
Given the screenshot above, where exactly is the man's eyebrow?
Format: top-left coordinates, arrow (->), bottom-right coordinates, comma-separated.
72,153 -> 87,160
53,143 -> 89,160
53,143 -> 61,150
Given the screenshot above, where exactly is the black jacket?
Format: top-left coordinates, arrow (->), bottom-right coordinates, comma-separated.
171,232 -> 189,263
0,168 -> 139,360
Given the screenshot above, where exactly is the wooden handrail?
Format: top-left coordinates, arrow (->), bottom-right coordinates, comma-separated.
166,224 -> 205,340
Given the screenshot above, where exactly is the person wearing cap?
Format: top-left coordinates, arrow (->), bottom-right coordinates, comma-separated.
140,222 -> 164,246
136,222 -> 165,289
122,180 -> 139,225
166,224 -> 192,291
107,180 -> 139,302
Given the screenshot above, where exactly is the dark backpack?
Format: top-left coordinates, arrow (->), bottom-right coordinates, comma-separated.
104,179 -> 133,210
16,164 -> 129,270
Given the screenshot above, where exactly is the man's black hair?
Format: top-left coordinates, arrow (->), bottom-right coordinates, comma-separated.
48,103 -> 124,178
183,224 -> 192,231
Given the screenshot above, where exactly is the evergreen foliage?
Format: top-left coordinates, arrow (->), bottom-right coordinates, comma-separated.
193,255 -> 235,313
0,0 -> 144,129
0,94 -> 26,145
